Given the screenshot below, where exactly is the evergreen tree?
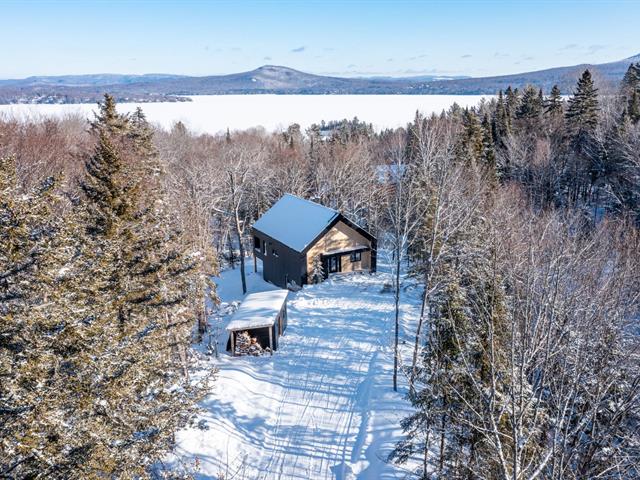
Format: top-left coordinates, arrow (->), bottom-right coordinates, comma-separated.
458,108 -> 484,165
492,90 -> 511,149
481,114 -> 497,182
516,85 -> 543,120
628,90 -> 640,124
1,99 -> 215,477
545,84 -> 564,116
620,62 -> 640,98
505,86 -> 520,123
90,93 -> 129,137
566,69 -> 599,138
311,255 -> 325,284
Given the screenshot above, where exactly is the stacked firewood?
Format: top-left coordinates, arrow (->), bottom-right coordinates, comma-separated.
235,331 -> 267,356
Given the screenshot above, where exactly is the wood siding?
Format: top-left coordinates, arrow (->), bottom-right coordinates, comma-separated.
305,220 -> 373,274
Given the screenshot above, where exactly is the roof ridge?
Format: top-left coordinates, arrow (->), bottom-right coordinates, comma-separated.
282,193 -> 339,213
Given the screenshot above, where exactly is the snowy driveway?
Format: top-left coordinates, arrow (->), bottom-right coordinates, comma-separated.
171,267 -> 415,479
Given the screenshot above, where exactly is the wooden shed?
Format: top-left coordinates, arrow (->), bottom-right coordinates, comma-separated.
251,194 -> 377,289
226,289 -> 289,355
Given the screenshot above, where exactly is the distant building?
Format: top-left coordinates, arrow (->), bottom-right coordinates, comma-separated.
251,194 -> 377,289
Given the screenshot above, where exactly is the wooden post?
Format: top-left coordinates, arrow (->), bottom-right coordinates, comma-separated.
268,326 -> 273,355
253,251 -> 257,273
230,331 -> 235,356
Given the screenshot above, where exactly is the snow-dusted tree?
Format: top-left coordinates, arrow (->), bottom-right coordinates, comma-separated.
382,129 -> 422,391
311,255 -> 325,284
0,156 -> 72,477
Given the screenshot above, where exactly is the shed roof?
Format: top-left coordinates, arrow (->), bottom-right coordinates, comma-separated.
226,289 -> 289,332
252,194 -> 339,252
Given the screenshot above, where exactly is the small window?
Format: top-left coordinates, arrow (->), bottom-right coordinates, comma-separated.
262,242 -> 267,255
254,236 -> 261,250
272,249 -> 279,257
350,251 -> 362,262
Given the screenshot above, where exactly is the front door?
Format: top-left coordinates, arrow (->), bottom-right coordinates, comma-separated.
324,254 -> 341,276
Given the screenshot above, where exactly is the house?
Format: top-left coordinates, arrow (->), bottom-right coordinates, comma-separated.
226,289 -> 289,355
251,194 -> 377,289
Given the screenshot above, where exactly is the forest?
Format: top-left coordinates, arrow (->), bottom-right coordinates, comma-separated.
1,63 -> 639,479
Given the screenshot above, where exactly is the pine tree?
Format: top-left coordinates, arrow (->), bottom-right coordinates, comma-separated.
545,84 -> 564,116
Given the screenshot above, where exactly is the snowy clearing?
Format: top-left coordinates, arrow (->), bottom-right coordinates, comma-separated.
0,94 -> 491,134
168,257 -> 421,479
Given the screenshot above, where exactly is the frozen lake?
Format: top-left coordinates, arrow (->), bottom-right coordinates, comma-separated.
0,94 -> 491,134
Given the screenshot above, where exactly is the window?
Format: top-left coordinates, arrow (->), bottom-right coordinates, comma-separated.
328,256 -> 339,273
262,242 -> 267,255
272,249 -> 279,257
254,236 -> 261,250
350,251 -> 362,262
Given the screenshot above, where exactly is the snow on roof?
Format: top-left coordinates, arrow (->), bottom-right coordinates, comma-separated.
252,194 -> 339,252
226,289 -> 289,331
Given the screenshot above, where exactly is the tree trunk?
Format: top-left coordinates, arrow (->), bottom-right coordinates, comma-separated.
393,242 -> 401,392
234,212 -> 247,294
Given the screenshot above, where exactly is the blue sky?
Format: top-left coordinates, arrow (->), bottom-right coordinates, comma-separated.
2,0 -> 638,78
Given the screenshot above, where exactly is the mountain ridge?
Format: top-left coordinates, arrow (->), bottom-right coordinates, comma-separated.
1,53 -> 638,104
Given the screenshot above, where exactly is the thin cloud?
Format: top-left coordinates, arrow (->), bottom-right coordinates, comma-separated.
587,44 -> 607,55
263,56 -> 272,61
386,58 -> 394,62
461,54 -> 472,59
291,46 -> 306,53
559,44 -> 579,51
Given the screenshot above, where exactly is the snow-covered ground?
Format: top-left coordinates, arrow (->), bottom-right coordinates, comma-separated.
0,94 -> 491,134
168,257 -> 421,479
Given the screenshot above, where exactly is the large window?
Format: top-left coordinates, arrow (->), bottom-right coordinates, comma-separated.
254,236 -> 261,250
350,251 -> 362,262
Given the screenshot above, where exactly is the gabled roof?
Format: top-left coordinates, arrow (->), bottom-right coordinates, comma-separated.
252,194 -> 339,252
226,289 -> 289,332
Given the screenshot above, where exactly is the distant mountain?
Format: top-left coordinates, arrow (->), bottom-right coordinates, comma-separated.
1,54 -> 638,104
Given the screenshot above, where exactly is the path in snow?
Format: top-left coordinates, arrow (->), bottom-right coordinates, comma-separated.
170,261 -> 418,479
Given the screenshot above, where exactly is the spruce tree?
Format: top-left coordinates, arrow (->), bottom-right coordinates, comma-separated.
90,93 -> 129,138
1,98 -> 216,477
516,85 -> 543,120
459,108 -> 484,165
545,84 -> 563,116
628,90 -> 640,124
620,62 -> 640,98
566,69 -> 599,137
0,156 -> 81,476
492,90 -> 510,149
311,255 -> 325,284
481,114 -> 497,182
